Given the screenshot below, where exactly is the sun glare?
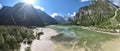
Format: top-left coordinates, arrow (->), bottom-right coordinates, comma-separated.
22,0 -> 35,4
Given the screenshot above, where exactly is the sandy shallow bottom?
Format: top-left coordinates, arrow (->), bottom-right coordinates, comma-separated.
20,28 -> 58,51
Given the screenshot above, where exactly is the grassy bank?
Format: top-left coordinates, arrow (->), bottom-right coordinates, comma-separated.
49,25 -> 119,51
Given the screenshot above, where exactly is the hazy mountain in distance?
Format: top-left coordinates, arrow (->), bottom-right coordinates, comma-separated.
0,2 -> 58,26
54,15 -> 66,24
64,16 -> 73,23
36,9 -> 58,25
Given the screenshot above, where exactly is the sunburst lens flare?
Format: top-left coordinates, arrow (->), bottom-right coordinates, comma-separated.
22,0 -> 35,5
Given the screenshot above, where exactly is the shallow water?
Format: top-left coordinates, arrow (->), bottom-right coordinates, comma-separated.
20,28 -> 58,51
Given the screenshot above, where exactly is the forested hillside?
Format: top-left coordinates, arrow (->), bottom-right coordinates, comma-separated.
74,0 -> 120,27
0,26 -> 35,51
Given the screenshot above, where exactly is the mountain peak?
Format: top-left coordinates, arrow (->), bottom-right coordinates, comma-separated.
13,2 -> 33,9
0,2 -> 58,26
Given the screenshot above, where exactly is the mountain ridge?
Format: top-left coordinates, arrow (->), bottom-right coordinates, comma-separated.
0,2 -> 58,26
74,0 -> 120,28
53,15 -> 66,24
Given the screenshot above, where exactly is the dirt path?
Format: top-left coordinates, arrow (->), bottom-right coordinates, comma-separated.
20,28 -> 59,51
81,26 -> 120,35
101,38 -> 120,51
113,8 -> 120,18
31,28 -> 59,51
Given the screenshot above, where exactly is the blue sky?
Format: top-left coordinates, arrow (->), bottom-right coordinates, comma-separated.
0,0 -> 120,17
37,0 -> 91,17
0,0 -> 92,17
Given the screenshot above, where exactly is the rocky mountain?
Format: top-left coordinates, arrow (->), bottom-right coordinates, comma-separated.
74,0 -> 120,28
0,6 -> 14,25
36,9 -> 58,25
54,15 -> 66,24
0,2 -> 58,26
64,16 -> 73,23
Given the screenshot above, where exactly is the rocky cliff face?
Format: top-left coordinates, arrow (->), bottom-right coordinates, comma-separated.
74,0 -> 117,26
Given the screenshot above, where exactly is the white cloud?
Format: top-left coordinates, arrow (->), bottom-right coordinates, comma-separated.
112,0 -> 120,7
67,13 -> 70,15
113,2 -> 119,6
70,12 -> 76,17
81,0 -> 89,2
0,3 -> 2,9
34,5 -> 45,11
51,13 -> 59,17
